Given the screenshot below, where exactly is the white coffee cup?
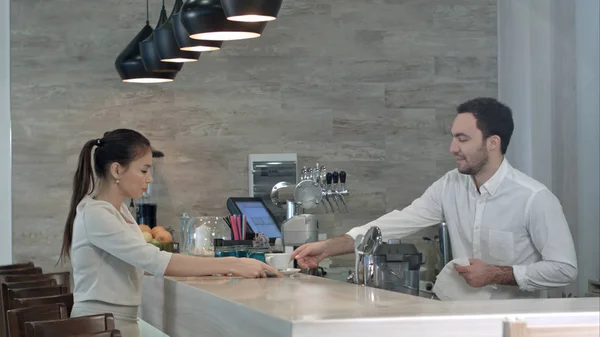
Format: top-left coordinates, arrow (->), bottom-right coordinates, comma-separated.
265,253 -> 292,270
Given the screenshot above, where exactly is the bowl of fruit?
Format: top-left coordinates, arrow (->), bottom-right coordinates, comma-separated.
138,224 -> 174,252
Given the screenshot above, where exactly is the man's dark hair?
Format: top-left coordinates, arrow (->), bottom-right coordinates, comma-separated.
457,97 -> 514,154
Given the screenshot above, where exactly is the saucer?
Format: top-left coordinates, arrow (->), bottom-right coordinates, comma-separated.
279,268 -> 301,276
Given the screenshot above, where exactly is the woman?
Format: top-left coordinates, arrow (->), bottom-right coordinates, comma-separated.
59,129 -> 280,337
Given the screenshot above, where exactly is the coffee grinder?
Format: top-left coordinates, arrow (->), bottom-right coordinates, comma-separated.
270,180 -> 322,274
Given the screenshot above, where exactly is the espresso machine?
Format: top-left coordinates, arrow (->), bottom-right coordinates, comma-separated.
349,226 -> 425,297
270,180 -> 321,253
269,163 -> 350,275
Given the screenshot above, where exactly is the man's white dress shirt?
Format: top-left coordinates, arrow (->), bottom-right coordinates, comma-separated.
347,159 -> 578,299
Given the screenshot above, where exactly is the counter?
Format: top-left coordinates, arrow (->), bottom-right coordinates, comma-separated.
140,274 -> 599,337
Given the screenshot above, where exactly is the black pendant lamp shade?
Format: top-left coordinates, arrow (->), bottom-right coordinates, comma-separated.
140,5 -> 184,72
181,0 -> 267,41
173,9 -> 223,52
155,0 -> 201,62
115,23 -> 177,83
221,0 -> 283,22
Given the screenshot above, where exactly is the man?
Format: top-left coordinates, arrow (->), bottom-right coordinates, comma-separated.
291,97 -> 578,299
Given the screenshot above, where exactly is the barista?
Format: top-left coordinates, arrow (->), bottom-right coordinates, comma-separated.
291,98 -> 578,299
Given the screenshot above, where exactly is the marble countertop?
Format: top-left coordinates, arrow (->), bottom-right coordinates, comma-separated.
140,274 -> 600,337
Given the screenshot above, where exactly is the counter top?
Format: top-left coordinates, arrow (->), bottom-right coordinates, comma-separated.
140,274 -> 599,337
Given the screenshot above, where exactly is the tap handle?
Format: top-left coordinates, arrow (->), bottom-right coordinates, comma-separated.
326,172 -> 332,185
340,171 -> 346,184
332,171 -> 339,184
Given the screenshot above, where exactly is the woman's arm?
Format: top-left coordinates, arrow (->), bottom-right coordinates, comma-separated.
84,204 -> 279,278
164,254 -> 279,278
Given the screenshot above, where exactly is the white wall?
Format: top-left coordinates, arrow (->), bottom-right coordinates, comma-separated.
1,0 -> 13,265
499,0 -> 600,296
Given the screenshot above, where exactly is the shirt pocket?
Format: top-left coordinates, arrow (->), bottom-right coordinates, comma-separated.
488,229 -> 515,263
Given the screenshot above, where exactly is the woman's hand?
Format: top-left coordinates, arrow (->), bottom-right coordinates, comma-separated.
224,257 -> 283,278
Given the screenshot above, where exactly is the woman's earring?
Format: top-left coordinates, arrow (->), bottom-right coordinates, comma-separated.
116,179 -> 120,185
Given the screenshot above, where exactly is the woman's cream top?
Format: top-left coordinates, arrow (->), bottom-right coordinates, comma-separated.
71,195 -> 173,306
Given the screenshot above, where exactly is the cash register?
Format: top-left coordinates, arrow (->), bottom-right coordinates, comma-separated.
226,197 -> 282,242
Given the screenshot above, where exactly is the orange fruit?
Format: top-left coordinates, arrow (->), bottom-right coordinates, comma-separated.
150,225 -> 166,237
138,224 -> 151,233
154,230 -> 173,244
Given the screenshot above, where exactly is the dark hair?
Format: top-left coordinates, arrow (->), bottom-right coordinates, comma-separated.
59,129 -> 151,264
456,97 -> 514,154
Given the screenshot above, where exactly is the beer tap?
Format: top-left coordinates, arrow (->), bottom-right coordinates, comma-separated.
301,166 -> 308,180
326,172 -> 341,211
296,162 -> 350,214
332,171 -> 348,212
314,165 -> 331,213
339,171 -> 349,196
320,165 -> 327,186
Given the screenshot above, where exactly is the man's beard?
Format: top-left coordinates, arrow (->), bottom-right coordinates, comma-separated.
457,147 -> 489,176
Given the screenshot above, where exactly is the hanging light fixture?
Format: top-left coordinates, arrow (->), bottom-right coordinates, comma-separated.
140,0 -> 184,71
154,0 -> 201,62
221,0 -> 283,22
181,0 -> 267,41
115,0 -> 177,83
173,5 -> 223,52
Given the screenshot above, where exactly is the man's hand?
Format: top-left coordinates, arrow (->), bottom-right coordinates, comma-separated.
455,259 -> 516,287
290,241 -> 329,268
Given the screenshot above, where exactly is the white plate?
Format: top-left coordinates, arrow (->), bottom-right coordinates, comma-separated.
279,268 -> 301,276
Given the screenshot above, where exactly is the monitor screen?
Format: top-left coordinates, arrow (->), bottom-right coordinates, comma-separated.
234,201 -> 282,239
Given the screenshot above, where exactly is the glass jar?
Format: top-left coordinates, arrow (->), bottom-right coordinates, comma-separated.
181,216 -> 231,257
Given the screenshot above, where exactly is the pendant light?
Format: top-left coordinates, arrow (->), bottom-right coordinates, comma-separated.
115,0 -> 177,83
181,0 -> 267,41
173,6 -> 223,52
140,0 -> 184,72
221,0 -> 283,22
154,0 -> 201,62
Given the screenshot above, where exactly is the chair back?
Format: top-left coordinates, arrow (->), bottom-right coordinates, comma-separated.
6,304 -> 68,337
2,273 -> 70,293
0,270 -> 42,277
0,264 -> 34,272
24,314 -> 115,337
8,286 -> 68,304
11,294 -> 74,317
1,280 -> 56,337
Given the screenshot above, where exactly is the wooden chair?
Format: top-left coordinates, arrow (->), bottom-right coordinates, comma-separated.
2,273 -> 71,293
504,320 -> 600,337
8,286 -> 68,306
0,269 -> 42,277
1,280 -> 57,337
6,304 -> 68,337
11,294 -> 74,317
0,264 -> 33,272
67,331 -> 121,337
24,314 -> 115,337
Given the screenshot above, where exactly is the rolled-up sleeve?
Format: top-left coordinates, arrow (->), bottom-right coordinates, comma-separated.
346,174 -> 446,242
512,189 -> 578,291
83,204 -> 173,276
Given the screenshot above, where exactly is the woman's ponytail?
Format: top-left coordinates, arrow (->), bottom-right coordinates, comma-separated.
58,139 -> 97,264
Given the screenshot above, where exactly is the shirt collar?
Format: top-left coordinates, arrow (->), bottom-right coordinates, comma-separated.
478,158 -> 510,196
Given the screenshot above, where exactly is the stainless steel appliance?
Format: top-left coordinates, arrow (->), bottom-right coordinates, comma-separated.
270,163 -> 351,276
248,153 -> 297,224
437,222 -> 452,268
270,179 -> 321,250
349,226 -> 427,297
